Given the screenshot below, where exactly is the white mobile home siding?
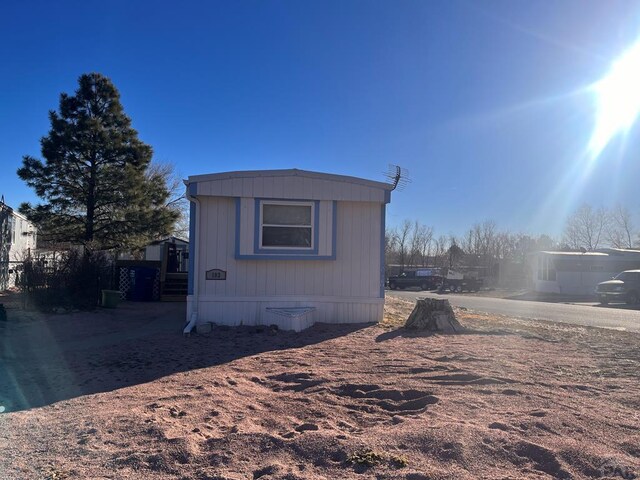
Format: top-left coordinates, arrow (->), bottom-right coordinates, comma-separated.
532,249 -> 640,295
186,170 -> 390,328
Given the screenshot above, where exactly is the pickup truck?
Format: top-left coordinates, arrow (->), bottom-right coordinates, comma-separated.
387,269 -> 442,291
387,269 -> 483,293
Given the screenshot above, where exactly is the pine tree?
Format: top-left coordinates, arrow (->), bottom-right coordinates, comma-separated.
18,73 -> 178,250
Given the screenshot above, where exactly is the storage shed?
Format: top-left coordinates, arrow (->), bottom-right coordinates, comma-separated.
184,169 -> 392,332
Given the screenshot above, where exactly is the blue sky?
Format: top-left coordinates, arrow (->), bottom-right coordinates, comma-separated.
2,0 -> 640,238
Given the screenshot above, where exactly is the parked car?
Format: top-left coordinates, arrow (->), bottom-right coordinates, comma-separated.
595,270 -> 640,305
387,270 -> 442,291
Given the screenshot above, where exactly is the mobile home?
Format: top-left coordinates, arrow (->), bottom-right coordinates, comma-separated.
184,169 -> 392,331
531,248 -> 640,295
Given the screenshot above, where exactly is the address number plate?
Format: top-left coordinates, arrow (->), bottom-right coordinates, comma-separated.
206,269 -> 227,280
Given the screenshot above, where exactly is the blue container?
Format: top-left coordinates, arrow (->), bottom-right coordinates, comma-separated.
129,267 -> 156,301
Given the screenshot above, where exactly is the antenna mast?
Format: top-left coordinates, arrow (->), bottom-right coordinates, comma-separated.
383,164 -> 410,191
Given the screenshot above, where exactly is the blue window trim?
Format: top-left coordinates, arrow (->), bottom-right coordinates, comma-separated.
187,182 -> 197,295
254,198 -> 320,255
380,203 -> 386,298
235,198 -> 337,260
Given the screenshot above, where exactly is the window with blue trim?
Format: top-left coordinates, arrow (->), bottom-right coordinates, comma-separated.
259,201 -> 314,249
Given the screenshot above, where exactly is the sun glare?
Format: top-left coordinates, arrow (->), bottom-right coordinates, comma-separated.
589,40 -> 640,156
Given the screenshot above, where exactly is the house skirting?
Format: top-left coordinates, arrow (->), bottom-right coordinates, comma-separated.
187,295 -> 384,329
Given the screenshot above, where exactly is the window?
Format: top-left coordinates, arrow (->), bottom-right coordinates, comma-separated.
260,201 -> 313,249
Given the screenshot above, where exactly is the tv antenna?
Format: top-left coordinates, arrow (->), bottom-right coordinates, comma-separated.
383,164 -> 410,191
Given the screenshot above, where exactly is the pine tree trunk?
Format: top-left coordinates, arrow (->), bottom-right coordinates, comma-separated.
404,298 -> 462,333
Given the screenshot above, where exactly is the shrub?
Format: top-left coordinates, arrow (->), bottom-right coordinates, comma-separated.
18,250 -> 116,311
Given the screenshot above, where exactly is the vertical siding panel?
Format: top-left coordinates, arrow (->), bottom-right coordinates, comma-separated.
343,202 -> 354,297
324,202 -> 331,256
373,203 -> 382,297
245,260 -> 257,297
335,202 -> 346,297
265,259 -> 277,296
294,261 -> 305,296
256,260 -> 267,299
275,262 -> 286,295
310,179 -> 322,200
303,261 -> 315,296
207,198 -> 217,297
367,203 -> 376,297
210,181 -> 221,196
241,177 -> 254,197
234,207 -> 247,297
368,203 -> 377,297
232,178 -> 243,196
292,177 -> 306,199
274,177 -> 286,199
253,176 -> 265,198
240,198 -> 255,255
318,202 -> 325,256
358,202 -> 376,297
363,203 -> 374,297
285,262 -> 296,295
283,176 -> 296,199
353,203 -> 364,298
226,198 -> 235,297
314,257 -> 325,296
336,180 -> 350,201
197,198 -> 208,297
219,198 -> 232,296
302,177 -> 313,199
263,176 -> 275,198
208,198 -> 220,296
220,179 -> 233,196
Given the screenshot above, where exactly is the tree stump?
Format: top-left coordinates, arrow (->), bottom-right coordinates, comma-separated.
404,298 -> 462,333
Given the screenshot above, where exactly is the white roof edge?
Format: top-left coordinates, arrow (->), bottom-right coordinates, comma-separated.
2,206 -> 30,222
186,169 -> 394,191
538,251 -> 608,256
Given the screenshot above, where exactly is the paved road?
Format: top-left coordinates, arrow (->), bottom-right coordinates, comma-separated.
388,290 -> 640,333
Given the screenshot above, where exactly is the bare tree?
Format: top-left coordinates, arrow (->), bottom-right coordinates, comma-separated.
384,227 -> 399,270
607,205 -> 634,249
396,220 -> 412,271
563,204 -> 609,251
416,223 -> 434,266
147,161 -> 189,239
407,221 -> 434,267
433,235 -> 448,268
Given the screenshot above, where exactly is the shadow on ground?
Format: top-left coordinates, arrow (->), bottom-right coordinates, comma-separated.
0,302 -> 370,413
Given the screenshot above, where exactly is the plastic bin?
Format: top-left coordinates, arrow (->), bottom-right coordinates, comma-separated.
129,267 -> 157,301
101,290 -> 121,308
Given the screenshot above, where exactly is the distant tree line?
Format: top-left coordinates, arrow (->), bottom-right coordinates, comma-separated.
387,203 -> 640,277
385,219 -> 556,275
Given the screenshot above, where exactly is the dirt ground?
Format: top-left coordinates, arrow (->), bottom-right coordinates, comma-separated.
0,297 -> 639,479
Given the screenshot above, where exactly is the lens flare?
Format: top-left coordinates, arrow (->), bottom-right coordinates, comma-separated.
589,40 -> 640,157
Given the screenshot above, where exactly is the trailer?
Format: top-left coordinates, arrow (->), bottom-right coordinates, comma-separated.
442,269 -> 483,293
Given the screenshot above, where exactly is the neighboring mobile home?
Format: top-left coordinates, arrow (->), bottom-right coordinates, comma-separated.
0,200 -> 37,291
184,169 -> 392,331
531,248 -> 640,295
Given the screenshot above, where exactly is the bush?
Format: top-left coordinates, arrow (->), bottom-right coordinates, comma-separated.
18,250 -> 116,311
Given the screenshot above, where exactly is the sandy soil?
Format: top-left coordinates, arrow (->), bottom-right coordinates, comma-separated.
0,298 -> 639,479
